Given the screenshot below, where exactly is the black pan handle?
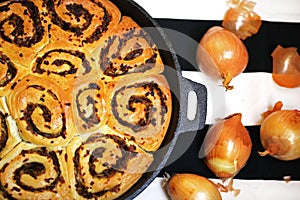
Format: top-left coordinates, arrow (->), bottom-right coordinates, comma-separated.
176,75 -> 207,133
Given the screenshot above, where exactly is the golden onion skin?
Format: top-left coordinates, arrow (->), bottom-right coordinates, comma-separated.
271,45 -> 300,88
196,26 -> 249,90
260,110 -> 300,161
204,113 -> 252,179
222,0 -> 262,40
166,173 -> 222,200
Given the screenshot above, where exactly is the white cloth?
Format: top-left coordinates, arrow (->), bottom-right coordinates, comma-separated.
182,71 -> 300,126
133,0 -> 300,22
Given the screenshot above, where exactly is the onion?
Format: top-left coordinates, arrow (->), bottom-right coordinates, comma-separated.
203,113 -> 252,179
166,173 -> 222,200
271,45 -> 300,88
196,26 -> 249,90
259,101 -> 300,161
222,0 -> 262,40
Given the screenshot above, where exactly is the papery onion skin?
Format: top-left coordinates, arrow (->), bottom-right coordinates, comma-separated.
222,0 -> 262,40
197,26 -> 249,90
260,105 -> 300,161
203,113 -> 252,179
271,45 -> 300,88
166,173 -> 222,200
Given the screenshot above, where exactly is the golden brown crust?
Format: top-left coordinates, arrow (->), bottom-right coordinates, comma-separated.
66,126 -> 153,200
90,16 -> 164,82
105,74 -> 172,151
46,0 -> 121,52
0,97 -> 21,159
0,0 -> 171,199
0,51 -> 29,96
0,0 -> 49,67
72,73 -> 107,134
0,142 -> 72,199
30,42 -> 93,92
7,75 -> 76,147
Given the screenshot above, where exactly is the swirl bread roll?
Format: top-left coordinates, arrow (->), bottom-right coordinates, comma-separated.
0,142 -> 72,199
0,0 -> 49,67
45,0 -> 121,52
0,0 -> 172,198
91,16 -> 164,82
72,73 -> 107,134
31,42 -> 93,92
0,97 -> 21,159
66,126 -> 154,200
7,75 -> 76,147
106,74 -> 172,151
0,51 -> 28,96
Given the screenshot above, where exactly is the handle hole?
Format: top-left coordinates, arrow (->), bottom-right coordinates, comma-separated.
187,91 -> 197,121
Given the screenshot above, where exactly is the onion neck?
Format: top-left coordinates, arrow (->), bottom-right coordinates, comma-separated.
222,73 -> 234,90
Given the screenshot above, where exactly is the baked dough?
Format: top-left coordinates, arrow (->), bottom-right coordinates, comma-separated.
0,97 -> 21,159
72,73 -> 107,134
30,42 -> 93,92
106,74 -> 172,151
0,51 -> 28,96
0,0 -> 49,67
0,0 -> 172,199
7,75 -> 76,147
0,142 -> 72,200
91,16 -> 164,82
45,0 -> 121,52
66,126 -> 153,200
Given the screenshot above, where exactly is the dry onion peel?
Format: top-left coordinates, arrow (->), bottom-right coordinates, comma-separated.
215,178 -> 241,197
165,173 -> 222,200
197,26 -> 249,90
202,113 -> 252,179
271,45 -> 300,88
259,101 -> 300,161
262,101 -> 283,119
222,0 -> 262,40
283,175 -> 291,183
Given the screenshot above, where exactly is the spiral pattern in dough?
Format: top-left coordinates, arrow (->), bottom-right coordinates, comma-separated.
92,16 -> 163,82
0,0 -> 48,66
0,51 -> 28,96
0,97 -> 21,158
45,0 -> 121,51
0,0 -> 171,199
0,142 -> 71,199
67,128 -> 153,200
72,75 -> 107,133
106,74 -> 172,151
7,75 -> 76,147
31,42 -> 92,92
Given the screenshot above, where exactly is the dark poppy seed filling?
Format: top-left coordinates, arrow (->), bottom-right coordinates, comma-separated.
73,134 -> 137,198
0,0 -> 166,198
0,52 -> 17,87
0,147 -> 61,198
33,49 -> 91,76
45,0 -> 111,44
123,48 -> 143,61
20,102 -> 67,139
99,29 -> 158,77
0,1 -> 45,47
111,82 -> 168,132
27,85 -> 45,91
127,95 -> 153,128
75,83 -> 101,130
0,111 -> 8,153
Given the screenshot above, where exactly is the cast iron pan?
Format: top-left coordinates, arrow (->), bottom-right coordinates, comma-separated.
110,0 -> 208,199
